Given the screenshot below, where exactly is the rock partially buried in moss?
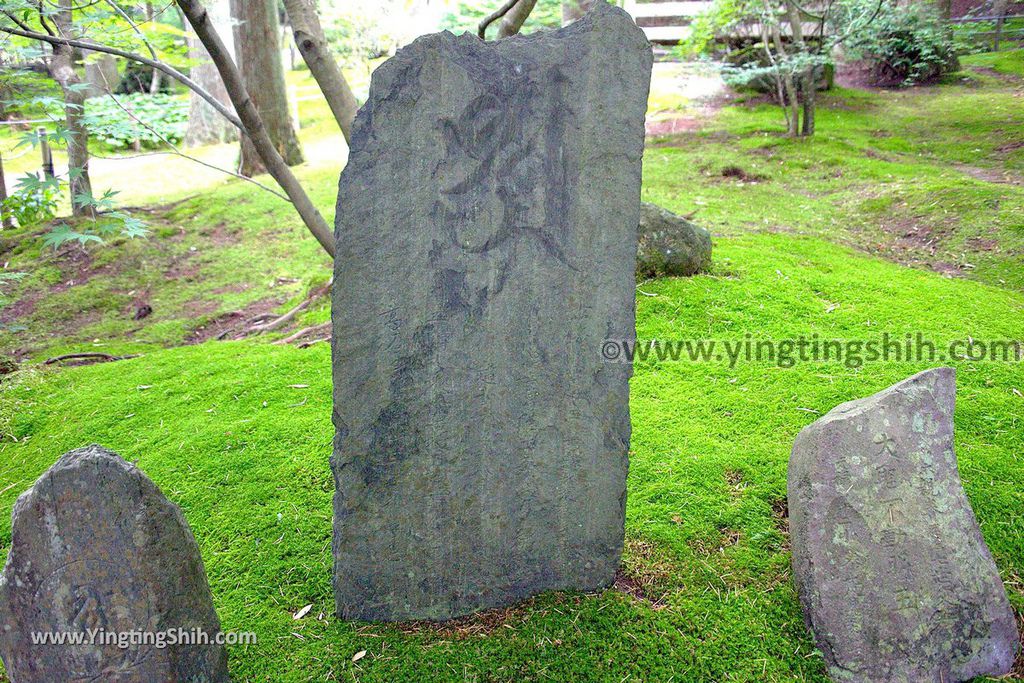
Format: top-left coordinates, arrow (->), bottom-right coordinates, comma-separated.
788,368 -> 1018,682
637,202 -> 712,278
0,445 -> 229,682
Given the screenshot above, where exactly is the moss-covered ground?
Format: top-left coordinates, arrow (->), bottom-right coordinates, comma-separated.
1,51 -> 1022,681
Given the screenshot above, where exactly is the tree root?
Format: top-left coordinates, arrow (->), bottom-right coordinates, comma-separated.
275,321 -> 330,345
297,337 -> 329,349
44,352 -> 141,365
245,278 -> 332,335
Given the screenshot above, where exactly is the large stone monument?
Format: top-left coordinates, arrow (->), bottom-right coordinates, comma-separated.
789,369 -> 1018,682
331,2 -> 652,620
0,445 -> 229,682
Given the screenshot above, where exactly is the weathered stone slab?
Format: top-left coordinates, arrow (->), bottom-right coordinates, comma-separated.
0,445 -> 229,682
788,368 -> 1018,682
331,2 -> 652,621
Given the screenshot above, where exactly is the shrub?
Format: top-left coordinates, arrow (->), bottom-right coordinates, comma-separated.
1,176 -> 59,228
833,0 -> 959,86
81,92 -> 188,149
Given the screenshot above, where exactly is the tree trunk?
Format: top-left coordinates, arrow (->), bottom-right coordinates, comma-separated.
784,0 -> 815,137
230,0 -> 303,176
184,0 -> 238,146
83,52 -> 119,96
0,150 -> 11,230
498,0 -> 539,37
176,0 -> 334,257
801,77 -> 815,136
147,2 -> 162,93
50,0 -> 96,218
562,0 -> 596,24
282,0 -> 358,142
769,21 -> 800,137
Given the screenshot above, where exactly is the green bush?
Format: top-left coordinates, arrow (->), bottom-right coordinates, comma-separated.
1,177 -> 59,228
833,0 -> 959,86
81,93 -> 188,149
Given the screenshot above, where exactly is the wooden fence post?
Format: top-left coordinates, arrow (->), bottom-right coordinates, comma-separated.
0,148 -> 11,229
38,126 -> 54,180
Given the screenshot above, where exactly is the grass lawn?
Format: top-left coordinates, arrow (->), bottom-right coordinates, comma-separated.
1,51 -> 1023,681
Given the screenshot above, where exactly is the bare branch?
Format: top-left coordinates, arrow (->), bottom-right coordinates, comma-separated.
478,0 -> 520,39
497,0 -> 538,38
99,90 -> 290,201
176,0 -> 335,257
102,0 -> 159,60
282,0 -> 357,141
0,23 -> 245,131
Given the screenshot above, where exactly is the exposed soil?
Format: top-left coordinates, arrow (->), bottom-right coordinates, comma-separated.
646,116 -> 702,136
614,569 -> 669,609
967,65 -> 1024,85
955,163 -> 1024,186
720,165 -> 768,183
183,296 -> 285,344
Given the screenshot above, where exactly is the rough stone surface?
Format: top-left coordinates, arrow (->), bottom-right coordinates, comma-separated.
331,2 -> 651,621
0,445 -> 229,682
637,202 -> 712,278
788,368 -> 1018,682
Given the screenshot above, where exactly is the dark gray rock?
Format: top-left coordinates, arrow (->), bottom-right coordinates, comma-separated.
0,445 -> 229,682
788,368 -> 1018,682
331,2 -> 651,621
637,202 -> 711,278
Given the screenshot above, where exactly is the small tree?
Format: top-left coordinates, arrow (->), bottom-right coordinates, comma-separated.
683,0 -> 838,136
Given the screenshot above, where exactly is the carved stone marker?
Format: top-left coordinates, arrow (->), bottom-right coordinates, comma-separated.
0,445 -> 229,682
331,2 -> 652,621
789,368 -> 1018,682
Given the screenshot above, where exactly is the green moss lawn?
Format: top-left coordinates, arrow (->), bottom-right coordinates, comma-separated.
1,51 -> 1023,681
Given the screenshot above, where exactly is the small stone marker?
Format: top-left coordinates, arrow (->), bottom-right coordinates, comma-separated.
788,368 -> 1018,682
0,445 -> 229,682
331,2 -> 652,620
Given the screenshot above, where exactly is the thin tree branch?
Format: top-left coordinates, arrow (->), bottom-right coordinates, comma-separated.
0,23 -> 244,131
102,0 -> 159,60
44,352 -> 140,364
99,89 -> 290,201
478,0 -> 520,39
176,0 -> 335,257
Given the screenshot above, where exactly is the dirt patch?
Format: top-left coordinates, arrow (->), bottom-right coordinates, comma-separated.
646,116 -> 701,136
197,223 -> 242,247
46,244 -> 121,293
770,497 -> 790,551
1013,607 -> 1024,678
615,539 -> 674,608
967,65 -> 1024,85
184,297 -> 284,344
863,148 -> 896,163
164,249 -> 201,281
955,163 -> 1024,186
720,165 -> 768,183
966,236 -> 1001,252
724,468 -> 748,496
394,594 -> 578,638
212,283 -> 252,295
930,261 -> 964,278
996,141 -> 1024,154
872,217 -> 971,279
0,291 -> 40,323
